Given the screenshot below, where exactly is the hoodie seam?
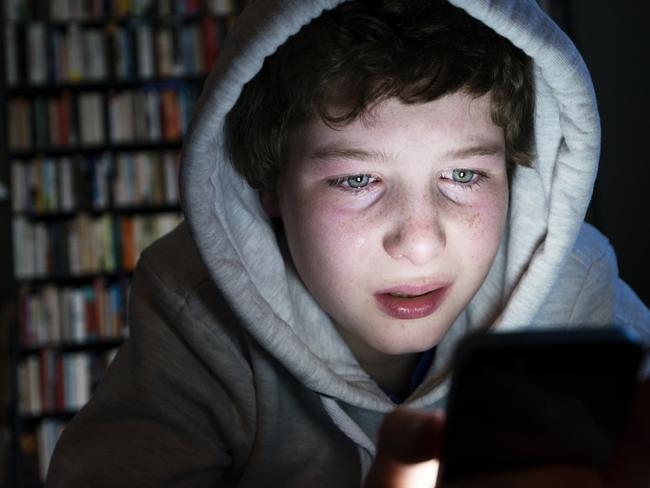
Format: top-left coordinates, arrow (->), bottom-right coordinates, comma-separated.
139,252 -> 257,374
567,248 -> 613,323
140,250 -> 214,303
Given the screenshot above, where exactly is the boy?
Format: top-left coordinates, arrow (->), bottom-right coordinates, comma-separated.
48,0 -> 650,486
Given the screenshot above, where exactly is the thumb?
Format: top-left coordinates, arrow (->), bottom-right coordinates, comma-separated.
365,408 -> 445,488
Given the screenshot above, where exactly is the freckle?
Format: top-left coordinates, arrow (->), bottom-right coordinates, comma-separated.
466,207 -> 480,227
449,202 -> 480,227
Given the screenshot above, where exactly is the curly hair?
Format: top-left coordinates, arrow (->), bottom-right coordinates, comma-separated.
225,0 -> 535,190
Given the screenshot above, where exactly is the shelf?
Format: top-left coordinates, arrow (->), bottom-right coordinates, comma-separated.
6,75 -> 206,96
15,270 -> 133,287
20,337 -> 125,355
9,139 -> 184,158
20,410 -> 78,423
15,204 -> 182,221
4,12 -> 236,28
3,3 -> 245,484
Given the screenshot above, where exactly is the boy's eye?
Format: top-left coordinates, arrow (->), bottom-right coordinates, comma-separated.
326,174 -> 381,194
440,168 -> 488,192
452,169 -> 476,184
347,174 -> 371,188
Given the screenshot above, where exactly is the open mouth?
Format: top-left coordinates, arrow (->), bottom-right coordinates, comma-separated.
376,286 -> 450,320
388,291 -> 434,299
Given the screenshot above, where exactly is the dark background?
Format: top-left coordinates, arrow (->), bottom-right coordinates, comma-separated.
547,0 -> 649,306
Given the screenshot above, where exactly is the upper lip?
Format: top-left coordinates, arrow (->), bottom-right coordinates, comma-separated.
378,281 -> 451,296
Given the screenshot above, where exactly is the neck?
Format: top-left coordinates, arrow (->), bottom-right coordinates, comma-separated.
335,325 -> 421,398
363,353 -> 422,399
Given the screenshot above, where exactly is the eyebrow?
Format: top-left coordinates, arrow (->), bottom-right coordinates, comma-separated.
306,146 -> 391,165
305,141 -> 504,165
442,142 -> 505,161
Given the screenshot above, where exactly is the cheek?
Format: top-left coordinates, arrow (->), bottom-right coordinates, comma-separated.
453,191 -> 508,263
284,194 -> 372,281
309,206 -> 371,264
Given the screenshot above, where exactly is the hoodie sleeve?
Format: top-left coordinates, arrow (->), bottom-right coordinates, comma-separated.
46,229 -> 256,487
568,224 -> 650,335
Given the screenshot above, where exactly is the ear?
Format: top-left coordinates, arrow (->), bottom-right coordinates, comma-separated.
260,190 -> 281,218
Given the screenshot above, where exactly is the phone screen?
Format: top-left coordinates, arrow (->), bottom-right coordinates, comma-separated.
439,328 -> 643,483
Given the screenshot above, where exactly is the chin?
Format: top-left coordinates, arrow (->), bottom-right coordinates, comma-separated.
372,321 -> 451,356
370,334 -> 439,356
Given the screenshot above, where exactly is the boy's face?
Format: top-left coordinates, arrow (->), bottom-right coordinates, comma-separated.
273,92 -> 509,365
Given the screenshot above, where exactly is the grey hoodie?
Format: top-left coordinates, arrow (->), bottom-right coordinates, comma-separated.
47,1 -> 650,487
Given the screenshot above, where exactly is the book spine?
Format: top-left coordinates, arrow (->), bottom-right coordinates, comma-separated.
136,24 -> 154,79
5,24 -> 18,85
66,23 -> 83,81
27,22 -> 47,84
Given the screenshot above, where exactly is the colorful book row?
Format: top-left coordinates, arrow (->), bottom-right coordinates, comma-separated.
19,279 -> 129,347
8,84 -> 197,150
18,350 -> 116,418
12,211 -> 182,279
18,348 -> 117,418
5,0 -> 239,21
11,151 -> 180,214
4,16 -> 230,85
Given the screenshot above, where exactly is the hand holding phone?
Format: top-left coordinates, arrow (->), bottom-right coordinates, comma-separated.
364,328 -> 648,488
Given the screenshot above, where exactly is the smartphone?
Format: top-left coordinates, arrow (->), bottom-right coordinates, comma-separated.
438,327 -> 644,484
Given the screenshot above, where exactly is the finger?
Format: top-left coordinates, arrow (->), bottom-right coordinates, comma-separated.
364,408 -> 445,488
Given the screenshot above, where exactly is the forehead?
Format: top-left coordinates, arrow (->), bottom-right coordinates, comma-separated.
287,92 -> 504,165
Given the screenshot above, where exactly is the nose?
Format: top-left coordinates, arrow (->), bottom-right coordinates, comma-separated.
382,194 -> 446,266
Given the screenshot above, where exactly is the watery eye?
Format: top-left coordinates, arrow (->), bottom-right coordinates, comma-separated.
452,169 -> 475,184
347,174 -> 371,188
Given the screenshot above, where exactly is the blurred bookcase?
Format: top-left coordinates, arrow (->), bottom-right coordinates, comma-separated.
1,0 -> 245,485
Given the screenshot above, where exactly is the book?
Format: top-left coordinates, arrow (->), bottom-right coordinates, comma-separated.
58,157 -> 75,211
84,28 -> 107,81
78,92 -> 105,145
27,22 -> 47,84
156,27 -> 174,77
112,25 -> 135,80
5,25 -> 18,85
163,151 -> 180,204
33,97 -> 49,148
67,23 -> 83,81
8,99 -> 30,149
144,87 -> 162,141
37,420 -> 65,481
161,87 -> 181,140
208,0 -> 236,15
109,91 -> 135,143
136,24 -> 154,79
201,16 -> 220,72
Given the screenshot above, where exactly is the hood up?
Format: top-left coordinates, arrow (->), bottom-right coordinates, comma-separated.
180,0 -> 600,412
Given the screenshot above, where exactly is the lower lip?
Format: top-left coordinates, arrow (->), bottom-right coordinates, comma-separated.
374,287 -> 450,320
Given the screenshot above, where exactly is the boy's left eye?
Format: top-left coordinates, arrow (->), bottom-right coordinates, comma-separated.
451,169 -> 477,184
347,175 -> 371,188
440,168 -> 487,190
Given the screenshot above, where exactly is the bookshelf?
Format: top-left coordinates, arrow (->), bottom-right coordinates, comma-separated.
1,0 -> 245,485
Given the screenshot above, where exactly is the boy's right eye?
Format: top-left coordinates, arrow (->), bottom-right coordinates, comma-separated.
327,174 -> 378,191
